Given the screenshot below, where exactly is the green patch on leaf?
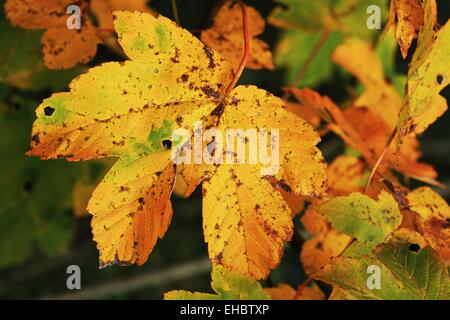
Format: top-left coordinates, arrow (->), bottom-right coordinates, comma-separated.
319,191 -> 402,257
316,241 -> 450,300
156,25 -> 170,53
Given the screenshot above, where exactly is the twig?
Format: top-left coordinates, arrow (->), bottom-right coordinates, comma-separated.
44,258 -> 211,300
225,1 -> 250,94
365,127 -> 397,194
171,0 -> 181,26
293,274 -> 315,300
283,31 -> 330,101
292,31 -> 330,88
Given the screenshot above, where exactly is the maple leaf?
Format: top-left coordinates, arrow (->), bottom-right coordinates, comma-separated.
27,11 -> 327,277
27,11 -> 234,267
316,241 -> 450,300
398,0 -> 450,137
319,191 -> 402,258
386,0 -> 424,59
198,86 -> 327,279
201,3 -> 273,70
407,187 -> 450,263
164,264 -> 270,300
265,283 -> 324,300
5,0 -> 99,69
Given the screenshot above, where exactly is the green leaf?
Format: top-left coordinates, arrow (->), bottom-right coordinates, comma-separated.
274,30 -> 342,87
316,242 -> 450,300
164,265 -> 271,300
319,191 -> 402,257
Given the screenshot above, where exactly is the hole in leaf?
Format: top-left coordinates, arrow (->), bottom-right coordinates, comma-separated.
44,106 -> 55,116
436,74 -> 444,85
162,139 -> 172,150
408,243 -> 420,253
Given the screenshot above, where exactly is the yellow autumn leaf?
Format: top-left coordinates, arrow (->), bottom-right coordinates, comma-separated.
27,10 -> 327,278
332,38 -> 401,128
90,0 -> 156,57
407,187 -> 450,263
27,11 -> 234,266
398,0 -> 449,137
201,3 -> 274,70
199,86 -> 327,279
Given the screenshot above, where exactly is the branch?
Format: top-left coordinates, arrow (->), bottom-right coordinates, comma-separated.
365,127 -> 397,193
283,30 -> 330,101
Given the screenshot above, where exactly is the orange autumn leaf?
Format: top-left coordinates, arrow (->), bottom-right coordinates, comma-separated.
265,283 -> 324,300
5,0 -> 100,69
327,155 -> 367,196
90,0 -> 156,57
331,38 -> 401,128
291,39 -> 438,184
201,2 -> 274,70
300,203 -> 352,274
386,0 -> 425,59
407,187 -> 450,263
286,102 -> 321,128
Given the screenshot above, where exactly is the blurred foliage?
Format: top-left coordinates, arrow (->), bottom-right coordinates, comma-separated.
0,0 -> 448,299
